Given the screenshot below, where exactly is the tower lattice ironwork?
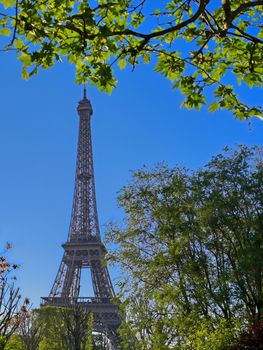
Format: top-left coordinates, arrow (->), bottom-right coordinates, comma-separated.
42,90 -> 120,349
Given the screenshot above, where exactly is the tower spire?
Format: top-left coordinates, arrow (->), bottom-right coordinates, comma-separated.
83,85 -> 87,99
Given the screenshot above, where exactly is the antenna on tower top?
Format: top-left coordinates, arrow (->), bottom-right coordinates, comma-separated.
83,85 -> 87,99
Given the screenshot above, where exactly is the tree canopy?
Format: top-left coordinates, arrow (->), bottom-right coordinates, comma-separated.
36,306 -> 94,350
106,145 -> 263,349
0,0 -> 263,119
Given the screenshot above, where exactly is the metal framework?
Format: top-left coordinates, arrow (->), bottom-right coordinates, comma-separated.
42,89 -> 120,349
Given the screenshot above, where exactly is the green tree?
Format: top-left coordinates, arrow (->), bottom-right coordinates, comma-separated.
0,337 -> 7,350
37,307 -> 67,350
5,335 -> 24,350
106,145 -> 263,349
19,309 -> 44,350
37,305 -> 93,350
59,301 -> 93,350
0,1 -> 263,119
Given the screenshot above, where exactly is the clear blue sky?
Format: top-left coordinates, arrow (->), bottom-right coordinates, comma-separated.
0,51 -> 262,307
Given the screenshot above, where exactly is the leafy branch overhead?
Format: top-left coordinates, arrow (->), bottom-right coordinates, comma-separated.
0,0 -> 263,119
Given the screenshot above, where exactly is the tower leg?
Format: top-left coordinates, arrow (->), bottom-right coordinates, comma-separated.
91,260 -> 114,298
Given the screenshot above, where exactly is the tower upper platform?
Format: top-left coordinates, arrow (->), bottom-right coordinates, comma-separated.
77,88 -> 93,117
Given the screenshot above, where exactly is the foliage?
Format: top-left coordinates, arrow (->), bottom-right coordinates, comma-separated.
5,335 -> 24,350
0,244 -> 29,347
37,306 -> 67,350
38,305 -> 93,350
186,319 -> 238,350
106,145 -> 263,349
226,319 -> 263,350
0,1 -> 263,119
19,309 -> 44,350
0,336 -> 7,350
59,301 -> 93,350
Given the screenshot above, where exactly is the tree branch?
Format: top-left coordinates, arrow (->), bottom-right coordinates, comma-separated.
222,0 -> 231,29
230,1 -> 263,22
135,0 -> 209,40
65,0 -> 209,42
8,0 -> 18,47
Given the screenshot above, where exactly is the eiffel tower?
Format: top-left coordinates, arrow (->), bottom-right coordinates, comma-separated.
42,89 -> 120,349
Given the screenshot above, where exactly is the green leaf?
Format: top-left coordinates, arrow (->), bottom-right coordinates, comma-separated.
208,102 -> 219,112
19,52 -> 31,66
118,59 -> 126,70
2,0 -> 15,8
258,29 -> 263,39
22,67 -> 29,80
105,83 -> 113,94
143,53 -> 150,64
243,73 -> 262,88
14,38 -> 24,49
0,28 -> 10,36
